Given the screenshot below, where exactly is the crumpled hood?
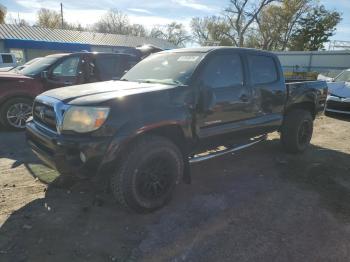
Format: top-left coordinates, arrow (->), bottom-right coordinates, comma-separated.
41,80 -> 177,105
0,71 -> 32,80
327,81 -> 350,98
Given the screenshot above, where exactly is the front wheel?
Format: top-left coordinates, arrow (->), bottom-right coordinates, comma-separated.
0,97 -> 33,130
281,109 -> 314,153
111,135 -> 184,213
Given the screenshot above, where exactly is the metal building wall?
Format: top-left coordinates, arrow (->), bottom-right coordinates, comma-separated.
275,51 -> 350,74
0,40 -> 6,52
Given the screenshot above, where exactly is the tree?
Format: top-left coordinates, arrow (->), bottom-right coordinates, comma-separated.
93,9 -> 147,37
0,4 -> 6,24
255,0 -> 313,50
94,9 -> 130,35
65,23 -> 85,31
190,16 -> 233,46
8,13 -> 30,27
223,0 -> 278,47
150,22 -> 190,47
289,5 -> 341,50
129,24 -> 147,37
36,8 -> 62,29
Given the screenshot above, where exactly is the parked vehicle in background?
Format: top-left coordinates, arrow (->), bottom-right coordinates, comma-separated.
26,47 -> 328,213
326,69 -> 350,116
11,57 -> 43,72
0,57 -> 43,72
0,52 -> 140,129
0,67 -> 13,72
0,53 -> 17,71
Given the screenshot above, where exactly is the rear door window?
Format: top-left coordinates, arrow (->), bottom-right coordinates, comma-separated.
248,55 -> 278,84
2,54 -> 13,64
95,55 -> 123,80
201,54 -> 244,88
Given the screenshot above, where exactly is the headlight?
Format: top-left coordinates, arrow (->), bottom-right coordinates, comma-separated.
62,106 -> 110,133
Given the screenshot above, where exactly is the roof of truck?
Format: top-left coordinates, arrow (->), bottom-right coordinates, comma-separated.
165,46 -> 274,55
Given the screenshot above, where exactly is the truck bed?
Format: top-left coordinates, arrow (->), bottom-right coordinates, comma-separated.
285,80 -> 328,116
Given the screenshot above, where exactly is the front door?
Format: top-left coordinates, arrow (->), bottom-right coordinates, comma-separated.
196,52 -> 254,138
44,56 -> 83,90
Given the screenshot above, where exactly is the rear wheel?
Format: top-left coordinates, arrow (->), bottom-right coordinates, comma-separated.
111,135 -> 184,213
281,109 -> 313,153
0,97 -> 33,130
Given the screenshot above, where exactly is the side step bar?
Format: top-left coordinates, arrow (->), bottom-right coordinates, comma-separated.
189,135 -> 267,164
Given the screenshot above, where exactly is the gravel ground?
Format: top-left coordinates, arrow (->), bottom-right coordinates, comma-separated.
1,115 -> 350,262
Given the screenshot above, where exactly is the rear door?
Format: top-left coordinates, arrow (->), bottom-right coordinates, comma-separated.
197,51 -> 254,138
44,55 -> 83,89
245,53 -> 286,130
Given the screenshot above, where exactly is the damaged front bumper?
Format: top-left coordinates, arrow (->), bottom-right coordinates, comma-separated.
26,120 -> 111,177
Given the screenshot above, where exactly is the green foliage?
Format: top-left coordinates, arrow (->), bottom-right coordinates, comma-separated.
190,16 -> 233,46
289,5 -> 341,50
190,0 -> 341,51
254,0 -> 314,50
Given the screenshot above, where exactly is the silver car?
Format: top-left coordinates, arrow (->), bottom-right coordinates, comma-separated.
326,69 -> 350,115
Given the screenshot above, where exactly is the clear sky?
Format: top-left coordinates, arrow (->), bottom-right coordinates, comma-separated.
3,0 -> 350,41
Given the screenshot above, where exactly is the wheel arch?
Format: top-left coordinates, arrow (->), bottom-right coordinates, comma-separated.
99,123 -> 190,171
285,101 -> 316,119
0,93 -> 35,108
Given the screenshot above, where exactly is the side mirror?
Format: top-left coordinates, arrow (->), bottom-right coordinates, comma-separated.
41,71 -> 48,79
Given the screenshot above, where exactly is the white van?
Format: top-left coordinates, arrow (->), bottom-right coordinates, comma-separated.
0,53 -> 17,69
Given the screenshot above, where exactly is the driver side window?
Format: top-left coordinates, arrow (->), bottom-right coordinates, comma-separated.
52,56 -> 80,77
201,54 -> 243,89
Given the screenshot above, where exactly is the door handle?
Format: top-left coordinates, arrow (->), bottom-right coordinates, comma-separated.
240,94 -> 249,102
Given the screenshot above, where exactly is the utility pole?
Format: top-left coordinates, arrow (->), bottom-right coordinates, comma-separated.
60,3 -> 64,29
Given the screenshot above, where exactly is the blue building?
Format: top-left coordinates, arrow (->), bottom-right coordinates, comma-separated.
0,24 -> 176,63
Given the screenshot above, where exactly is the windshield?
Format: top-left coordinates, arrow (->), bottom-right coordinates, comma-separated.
335,70 -> 350,82
20,57 -> 60,76
122,52 -> 204,85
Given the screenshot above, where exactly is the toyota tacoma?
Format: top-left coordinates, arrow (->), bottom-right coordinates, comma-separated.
26,47 -> 328,212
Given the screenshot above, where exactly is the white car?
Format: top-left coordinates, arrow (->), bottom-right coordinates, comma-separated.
326,69 -> 350,115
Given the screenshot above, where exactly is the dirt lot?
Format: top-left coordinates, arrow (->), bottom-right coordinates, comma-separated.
1,115 -> 350,262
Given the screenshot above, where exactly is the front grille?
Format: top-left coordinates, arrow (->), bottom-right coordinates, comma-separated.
327,100 -> 350,112
33,102 -> 57,131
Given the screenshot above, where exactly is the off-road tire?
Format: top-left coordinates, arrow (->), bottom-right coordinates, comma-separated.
281,109 -> 313,153
111,135 -> 184,213
0,97 -> 33,130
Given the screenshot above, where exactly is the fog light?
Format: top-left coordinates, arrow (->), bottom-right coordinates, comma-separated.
80,152 -> 87,163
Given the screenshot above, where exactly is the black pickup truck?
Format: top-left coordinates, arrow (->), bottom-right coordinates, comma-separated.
26,47 -> 327,212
